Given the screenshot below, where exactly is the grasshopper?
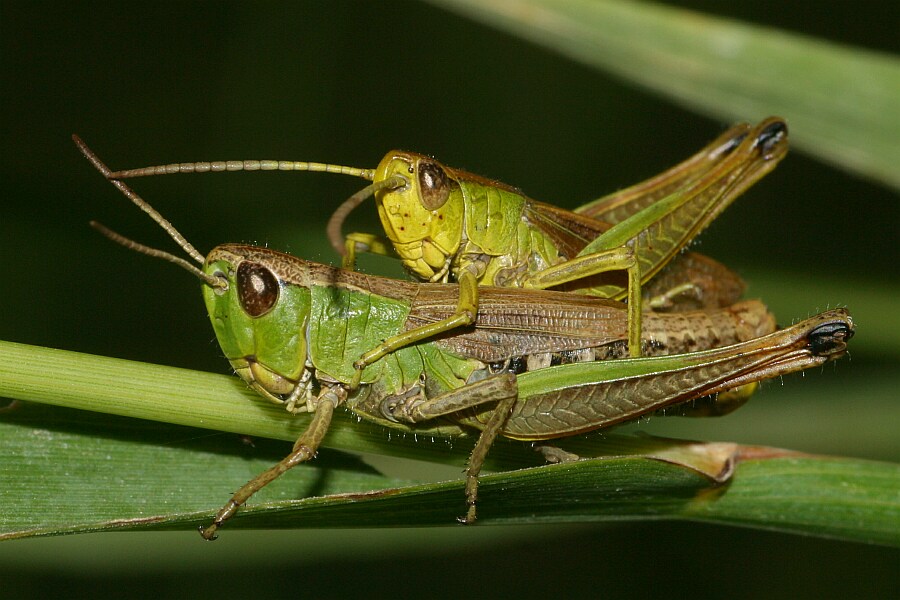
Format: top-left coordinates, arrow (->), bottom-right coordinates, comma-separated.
76,136 -> 852,539
99,118 -> 788,380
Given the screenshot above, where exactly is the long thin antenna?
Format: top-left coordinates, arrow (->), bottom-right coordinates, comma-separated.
73,134 -> 207,265
105,157 -> 375,182
90,221 -> 226,289
326,175 -> 407,255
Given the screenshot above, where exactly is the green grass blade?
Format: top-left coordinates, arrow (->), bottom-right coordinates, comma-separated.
0,340 -> 535,470
1,341 -> 897,544
684,453 -> 900,544
428,0 -> 900,190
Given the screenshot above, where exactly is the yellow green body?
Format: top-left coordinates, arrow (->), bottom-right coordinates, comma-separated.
369,118 -> 788,300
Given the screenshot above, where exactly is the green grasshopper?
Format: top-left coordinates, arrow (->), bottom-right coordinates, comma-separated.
100,118 -> 788,380
76,135 -> 852,540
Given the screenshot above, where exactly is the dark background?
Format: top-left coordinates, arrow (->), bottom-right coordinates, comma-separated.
2,1 -> 897,597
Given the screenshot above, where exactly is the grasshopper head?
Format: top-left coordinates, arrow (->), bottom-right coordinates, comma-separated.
203,245 -> 313,409
373,151 -> 465,281
76,135 -> 316,413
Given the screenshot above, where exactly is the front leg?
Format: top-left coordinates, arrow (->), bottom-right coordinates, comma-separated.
342,232 -> 400,270
199,386 -> 345,540
350,267 -> 480,388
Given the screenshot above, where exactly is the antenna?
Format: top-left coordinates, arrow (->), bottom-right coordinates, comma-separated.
90,221 -> 225,289
105,157 -> 375,182
73,135 -> 225,289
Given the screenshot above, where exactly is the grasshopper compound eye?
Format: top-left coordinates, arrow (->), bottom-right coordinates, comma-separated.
416,160 -> 451,210
237,261 -> 280,317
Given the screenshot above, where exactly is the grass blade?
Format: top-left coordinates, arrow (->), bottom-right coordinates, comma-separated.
428,0 -> 900,190
1,341 -> 897,545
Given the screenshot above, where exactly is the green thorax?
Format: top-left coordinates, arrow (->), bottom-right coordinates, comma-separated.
308,285 -> 482,395
458,179 -> 566,286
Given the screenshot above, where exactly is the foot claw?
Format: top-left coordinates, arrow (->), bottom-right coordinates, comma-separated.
198,524 -> 219,541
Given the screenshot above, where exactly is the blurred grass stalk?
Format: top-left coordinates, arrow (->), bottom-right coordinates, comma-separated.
427,0 -> 900,191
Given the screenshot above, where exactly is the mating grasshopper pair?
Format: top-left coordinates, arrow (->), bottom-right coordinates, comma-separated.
74,118 -> 853,540
108,119 -> 787,369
